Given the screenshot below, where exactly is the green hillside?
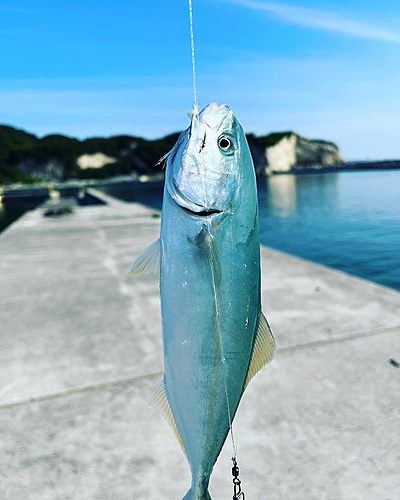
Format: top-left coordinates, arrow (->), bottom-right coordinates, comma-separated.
0,124 -> 337,184
0,125 -> 181,184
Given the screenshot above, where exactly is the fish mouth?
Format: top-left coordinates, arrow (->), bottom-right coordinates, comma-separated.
180,205 -> 222,217
170,177 -> 223,217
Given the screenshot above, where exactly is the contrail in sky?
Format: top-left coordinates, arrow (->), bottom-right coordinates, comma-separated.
225,0 -> 400,44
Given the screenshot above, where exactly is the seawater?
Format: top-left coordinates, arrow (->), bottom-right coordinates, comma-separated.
0,199 -> 44,234
103,170 -> 400,291
257,171 -> 400,291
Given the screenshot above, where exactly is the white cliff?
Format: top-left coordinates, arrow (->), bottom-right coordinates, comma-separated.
265,134 -> 297,174
262,133 -> 345,175
77,153 -> 116,170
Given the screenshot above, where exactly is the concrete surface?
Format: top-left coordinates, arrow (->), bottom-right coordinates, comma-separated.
1,190 -> 399,499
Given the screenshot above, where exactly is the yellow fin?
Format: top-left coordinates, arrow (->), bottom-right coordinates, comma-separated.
243,311 -> 275,393
150,379 -> 185,454
127,238 -> 161,275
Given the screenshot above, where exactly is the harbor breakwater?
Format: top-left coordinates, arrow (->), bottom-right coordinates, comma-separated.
0,193 -> 399,499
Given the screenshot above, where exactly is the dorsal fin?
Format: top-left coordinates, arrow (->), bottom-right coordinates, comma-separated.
243,311 -> 275,393
150,379 -> 185,454
127,238 -> 161,275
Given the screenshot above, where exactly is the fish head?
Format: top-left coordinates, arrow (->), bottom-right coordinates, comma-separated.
166,102 -> 249,216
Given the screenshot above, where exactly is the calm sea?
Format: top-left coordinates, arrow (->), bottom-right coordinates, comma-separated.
0,199 -> 43,234
103,170 -> 400,291
257,171 -> 400,291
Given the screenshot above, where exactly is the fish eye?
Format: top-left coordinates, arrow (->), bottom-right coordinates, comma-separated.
218,135 -> 235,154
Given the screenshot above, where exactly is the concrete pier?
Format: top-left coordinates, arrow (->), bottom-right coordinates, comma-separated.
1,190 -> 399,500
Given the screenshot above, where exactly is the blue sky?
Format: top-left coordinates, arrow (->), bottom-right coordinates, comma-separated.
1,0 -> 400,159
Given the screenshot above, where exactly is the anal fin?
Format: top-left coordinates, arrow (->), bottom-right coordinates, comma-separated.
151,379 -> 185,454
243,311 -> 275,393
127,238 -> 161,275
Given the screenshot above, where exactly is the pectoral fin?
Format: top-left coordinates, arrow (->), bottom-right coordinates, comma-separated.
127,238 -> 161,275
151,379 -> 185,454
243,311 -> 275,393
189,226 -> 221,286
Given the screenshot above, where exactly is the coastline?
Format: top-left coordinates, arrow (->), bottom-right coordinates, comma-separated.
2,170 -> 399,291
287,159 -> 400,174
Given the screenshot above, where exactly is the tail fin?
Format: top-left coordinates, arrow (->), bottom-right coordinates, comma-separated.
182,488 -> 212,500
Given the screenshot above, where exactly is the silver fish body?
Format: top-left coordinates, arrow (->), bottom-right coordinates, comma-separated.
129,103 -> 274,499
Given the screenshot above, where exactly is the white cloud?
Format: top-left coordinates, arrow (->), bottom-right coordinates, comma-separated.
225,0 -> 400,44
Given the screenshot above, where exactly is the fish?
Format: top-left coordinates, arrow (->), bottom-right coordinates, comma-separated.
129,102 -> 275,499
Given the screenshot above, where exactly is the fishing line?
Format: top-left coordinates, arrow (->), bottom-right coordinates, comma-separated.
188,0 -> 198,111
187,0 -> 237,459
187,2 -> 242,496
